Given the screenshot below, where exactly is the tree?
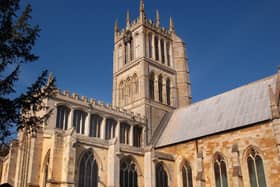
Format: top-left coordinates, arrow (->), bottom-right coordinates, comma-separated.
0,0 -> 56,144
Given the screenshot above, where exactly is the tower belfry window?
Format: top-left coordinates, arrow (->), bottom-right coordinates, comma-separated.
148,33 -> 153,58
166,78 -> 171,105
123,30 -> 133,64
149,72 -> 155,100
158,75 -> 163,103
167,42 -> 171,66
161,39 -> 165,64
155,36 -> 159,61
130,38 -> 134,61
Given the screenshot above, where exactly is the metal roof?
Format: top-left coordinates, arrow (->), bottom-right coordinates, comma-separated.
156,75 -> 276,148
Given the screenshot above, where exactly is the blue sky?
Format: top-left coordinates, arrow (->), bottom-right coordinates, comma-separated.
19,0 -> 280,103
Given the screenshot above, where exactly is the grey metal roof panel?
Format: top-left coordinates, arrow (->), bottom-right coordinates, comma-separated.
156,75 -> 276,148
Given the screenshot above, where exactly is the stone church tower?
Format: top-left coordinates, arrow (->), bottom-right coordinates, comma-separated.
1,1 -> 280,187
112,0 -> 192,140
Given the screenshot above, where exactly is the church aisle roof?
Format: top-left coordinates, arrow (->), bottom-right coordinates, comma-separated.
156,75 -> 276,148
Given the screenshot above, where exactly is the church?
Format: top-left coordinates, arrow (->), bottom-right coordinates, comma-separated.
1,1 -> 280,186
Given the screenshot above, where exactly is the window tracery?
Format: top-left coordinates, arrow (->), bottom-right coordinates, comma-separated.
214,153 -> 228,187
120,157 -> 138,187
156,163 -> 168,187
119,73 -> 139,106
78,150 -> 98,187
182,161 -> 193,187
247,148 -> 266,187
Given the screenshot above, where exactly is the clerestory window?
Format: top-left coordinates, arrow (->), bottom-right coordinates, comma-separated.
105,118 -> 117,140
89,114 -> 102,138
120,123 -> 130,144
56,105 -> 70,130
133,126 -> 142,147
73,110 -> 86,134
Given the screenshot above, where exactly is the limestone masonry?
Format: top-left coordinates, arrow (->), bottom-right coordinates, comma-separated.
1,1 -> 280,187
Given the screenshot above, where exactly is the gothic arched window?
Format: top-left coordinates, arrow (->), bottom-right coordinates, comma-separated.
120,157 -> 138,187
214,153 -> 228,187
56,105 -> 70,130
167,42 -> 171,66
78,150 -> 98,187
119,81 -> 124,106
148,33 -> 153,58
158,75 -> 163,103
73,110 -> 86,134
89,114 -> 102,138
130,38 -> 134,61
166,78 -> 171,105
42,151 -> 50,187
149,72 -> 155,100
120,122 -> 130,144
118,44 -> 123,67
133,74 -> 139,97
155,36 -> 159,61
105,118 -> 117,140
156,163 -> 168,187
161,39 -> 165,64
182,161 -> 193,187
133,126 -> 142,147
247,148 -> 267,187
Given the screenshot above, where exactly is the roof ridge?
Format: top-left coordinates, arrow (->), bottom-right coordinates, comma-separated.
181,74 -> 276,110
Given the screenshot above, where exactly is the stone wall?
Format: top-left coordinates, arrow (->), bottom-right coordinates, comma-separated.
157,121 -> 280,187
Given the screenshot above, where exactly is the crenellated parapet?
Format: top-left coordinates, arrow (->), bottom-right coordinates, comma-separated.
53,89 -> 146,123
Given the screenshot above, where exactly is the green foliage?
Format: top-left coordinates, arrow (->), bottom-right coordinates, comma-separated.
0,0 -> 56,144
